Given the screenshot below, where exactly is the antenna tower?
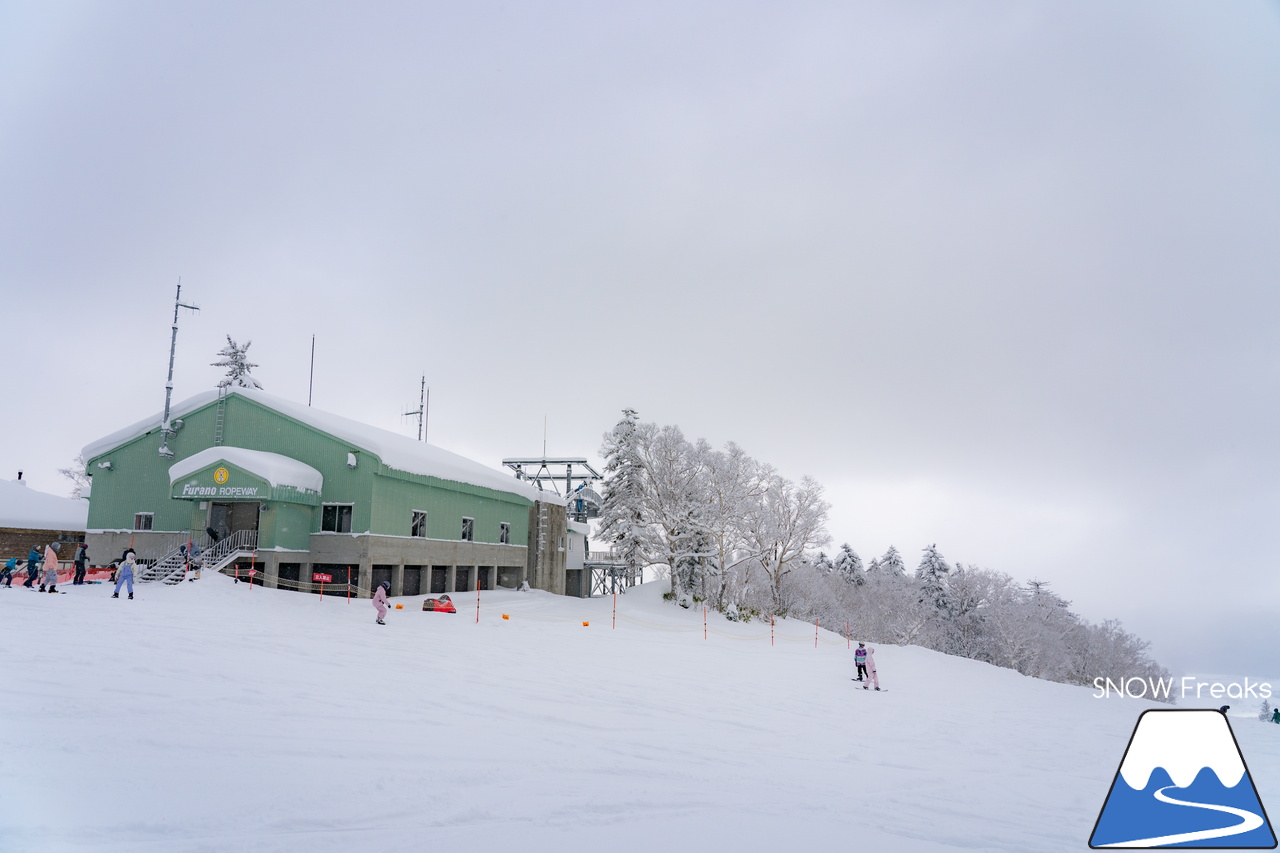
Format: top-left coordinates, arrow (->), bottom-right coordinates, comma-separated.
159,279 -> 200,458
403,376 -> 428,441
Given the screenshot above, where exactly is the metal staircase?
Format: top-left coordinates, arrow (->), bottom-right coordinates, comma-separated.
136,529 -> 258,584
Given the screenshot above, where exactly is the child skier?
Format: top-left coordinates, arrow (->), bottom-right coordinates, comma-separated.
1272,707 -> 1279,724
861,644 -> 881,691
41,542 -> 60,593
24,546 -> 41,588
73,542 -> 88,585
113,552 -> 136,599
373,580 -> 390,625
1,557 -> 14,587
855,642 -> 869,681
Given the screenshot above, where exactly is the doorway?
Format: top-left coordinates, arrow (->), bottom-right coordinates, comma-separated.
209,502 -> 260,541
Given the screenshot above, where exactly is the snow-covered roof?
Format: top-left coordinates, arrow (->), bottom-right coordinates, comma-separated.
0,479 -> 88,532
169,447 -> 324,494
84,388 -> 563,505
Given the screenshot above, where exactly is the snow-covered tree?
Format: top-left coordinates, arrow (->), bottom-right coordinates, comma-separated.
877,546 -> 906,576
58,453 -> 90,499
212,336 -> 263,389
740,473 -> 831,612
701,442 -> 765,609
834,543 -> 864,586
1260,699 -> 1273,722
916,543 -> 953,612
597,409 -> 651,573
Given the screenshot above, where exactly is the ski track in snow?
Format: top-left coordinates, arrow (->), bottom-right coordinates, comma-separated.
2,577 -> 1277,852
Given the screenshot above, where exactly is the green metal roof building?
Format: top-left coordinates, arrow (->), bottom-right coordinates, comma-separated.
81,388 -> 583,597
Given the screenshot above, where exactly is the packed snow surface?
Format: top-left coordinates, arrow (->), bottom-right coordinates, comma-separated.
168,447 -> 324,494
81,387 -> 561,504
0,478 -> 87,531
3,577 -> 1276,853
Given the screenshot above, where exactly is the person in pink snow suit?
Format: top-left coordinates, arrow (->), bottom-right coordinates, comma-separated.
40,542 -> 60,593
861,644 -> 881,691
373,580 -> 389,625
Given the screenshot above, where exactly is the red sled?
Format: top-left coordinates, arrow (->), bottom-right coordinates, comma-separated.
422,595 -> 456,613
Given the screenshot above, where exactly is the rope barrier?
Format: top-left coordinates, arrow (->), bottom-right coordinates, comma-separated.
168,568 -> 861,653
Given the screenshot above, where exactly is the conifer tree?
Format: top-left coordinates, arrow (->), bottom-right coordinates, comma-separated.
878,545 -> 906,576
597,409 -> 650,574
834,543 -> 864,585
212,336 -> 263,389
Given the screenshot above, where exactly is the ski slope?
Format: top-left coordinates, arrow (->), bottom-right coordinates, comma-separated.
2,575 -> 1276,853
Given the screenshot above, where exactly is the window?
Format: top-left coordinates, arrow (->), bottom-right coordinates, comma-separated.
461,517 -> 474,541
411,511 -> 428,538
499,522 -> 510,545
133,512 -> 154,531
321,504 -> 353,533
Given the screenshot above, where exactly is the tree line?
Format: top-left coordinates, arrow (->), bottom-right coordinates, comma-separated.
596,410 -> 1171,698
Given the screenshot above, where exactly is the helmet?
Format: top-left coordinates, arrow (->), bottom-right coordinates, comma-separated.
380,580 -> 390,590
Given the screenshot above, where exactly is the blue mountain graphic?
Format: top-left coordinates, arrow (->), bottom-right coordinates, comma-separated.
1091,765 -> 1276,848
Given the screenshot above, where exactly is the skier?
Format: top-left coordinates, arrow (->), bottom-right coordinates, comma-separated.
73,542 -> 88,585
1,557 -> 15,587
113,552 -> 136,599
24,545 -> 41,588
861,643 -> 881,691
373,580 -> 390,625
1272,707 -> 1279,724
41,542 -> 60,593
855,642 -> 869,681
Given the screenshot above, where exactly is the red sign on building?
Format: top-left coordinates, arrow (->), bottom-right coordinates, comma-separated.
313,572 -> 333,583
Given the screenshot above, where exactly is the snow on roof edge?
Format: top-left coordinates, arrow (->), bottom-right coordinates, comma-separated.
82,388 -> 564,505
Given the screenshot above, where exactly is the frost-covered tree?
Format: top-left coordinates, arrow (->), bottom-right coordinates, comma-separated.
740,473 -> 831,612
58,453 -> 90,499
834,543 -> 864,586
916,543 -> 953,612
701,442 -> 766,609
597,409 -> 651,573
877,546 -> 906,576
1260,699 -> 1273,722
212,336 -> 263,389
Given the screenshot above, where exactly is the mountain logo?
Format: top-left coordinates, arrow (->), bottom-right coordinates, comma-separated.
1090,709 -> 1276,848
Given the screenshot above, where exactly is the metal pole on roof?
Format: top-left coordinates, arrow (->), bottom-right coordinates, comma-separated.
159,279 -> 200,458
308,334 -> 315,406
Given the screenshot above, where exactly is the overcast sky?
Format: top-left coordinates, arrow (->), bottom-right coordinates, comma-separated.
3,1 -> 1278,678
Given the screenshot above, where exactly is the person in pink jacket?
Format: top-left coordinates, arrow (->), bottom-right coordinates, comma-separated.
40,542 -> 60,593
372,580 -> 390,625
861,644 -> 881,691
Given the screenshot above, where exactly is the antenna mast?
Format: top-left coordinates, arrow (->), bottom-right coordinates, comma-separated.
159,278 -> 200,458
403,376 -> 428,441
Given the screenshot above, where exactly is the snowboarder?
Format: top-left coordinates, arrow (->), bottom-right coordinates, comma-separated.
1,557 -> 15,587
1272,707 -> 1279,724
373,580 -> 390,624
24,546 -> 41,588
861,643 -> 881,691
73,542 -> 88,585
41,542 -> 60,593
113,552 -> 136,599
855,642 -> 869,681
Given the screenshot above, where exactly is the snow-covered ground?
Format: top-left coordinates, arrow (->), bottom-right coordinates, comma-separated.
3,576 -> 1276,853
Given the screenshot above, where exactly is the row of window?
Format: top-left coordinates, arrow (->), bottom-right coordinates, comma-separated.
322,504 -> 511,544
133,505 -> 513,544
